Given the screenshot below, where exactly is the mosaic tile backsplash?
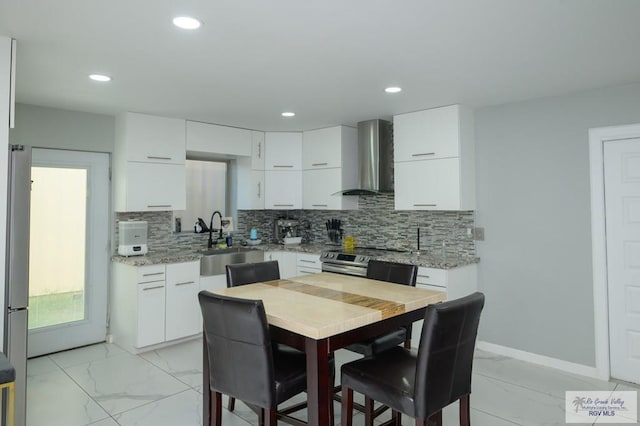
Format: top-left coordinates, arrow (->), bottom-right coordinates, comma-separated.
116,194 -> 475,258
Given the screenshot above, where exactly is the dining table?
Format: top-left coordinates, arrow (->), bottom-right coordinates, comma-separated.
202,272 -> 446,426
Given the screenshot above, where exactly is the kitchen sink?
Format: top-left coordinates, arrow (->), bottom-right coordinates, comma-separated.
199,247 -> 264,276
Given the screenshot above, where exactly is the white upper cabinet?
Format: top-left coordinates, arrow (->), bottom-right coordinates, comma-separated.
393,105 -> 475,211
117,112 -> 186,164
393,105 -> 461,162
236,157 -> 265,210
265,132 -> 303,170
264,171 -> 302,209
251,131 -> 266,170
303,169 -> 357,210
303,126 -> 355,169
186,121 -> 251,157
122,162 -> 186,212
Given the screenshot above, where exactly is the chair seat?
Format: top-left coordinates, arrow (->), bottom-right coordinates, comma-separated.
342,346 -> 418,416
0,354 -> 15,384
344,328 -> 407,357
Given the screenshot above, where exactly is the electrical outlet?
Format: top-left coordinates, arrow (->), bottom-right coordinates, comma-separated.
473,227 -> 485,241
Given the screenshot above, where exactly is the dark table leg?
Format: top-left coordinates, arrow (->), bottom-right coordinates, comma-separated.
305,337 -> 331,426
203,334 -> 210,426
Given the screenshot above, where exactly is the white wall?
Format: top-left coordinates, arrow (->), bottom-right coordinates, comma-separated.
0,37 -> 12,351
475,82 -> 640,367
10,103 -> 114,152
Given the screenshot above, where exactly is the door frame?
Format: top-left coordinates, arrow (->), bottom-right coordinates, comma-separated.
589,122 -> 640,380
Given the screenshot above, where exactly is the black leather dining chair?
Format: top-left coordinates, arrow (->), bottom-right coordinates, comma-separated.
199,291 -> 309,426
226,260 -> 280,288
340,292 -> 485,426
225,260 -> 280,413
346,260 -> 418,356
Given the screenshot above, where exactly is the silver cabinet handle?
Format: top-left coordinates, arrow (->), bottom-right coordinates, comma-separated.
414,204 -> 437,207
175,281 -> 195,286
411,153 -> 435,157
418,275 -> 430,279
312,162 -> 328,166
299,269 -> 317,274
143,285 -> 164,291
312,204 -> 328,207
273,204 -> 294,207
148,204 -> 172,208
258,142 -> 261,159
257,182 -> 261,197
143,272 -> 164,277
273,165 -> 293,168
147,156 -> 172,160
299,260 -> 316,264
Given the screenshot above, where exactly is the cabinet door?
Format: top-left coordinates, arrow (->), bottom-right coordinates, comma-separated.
303,127 -> 342,169
394,158 -> 461,210
265,132 -> 302,170
199,274 -> 228,293
303,169 -> 341,210
265,251 -> 296,278
251,131 -> 266,170
137,281 -> 166,348
265,171 -> 302,209
165,261 -> 201,341
186,121 -> 251,156
393,105 -> 460,162
122,162 -> 186,212
121,113 -> 186,164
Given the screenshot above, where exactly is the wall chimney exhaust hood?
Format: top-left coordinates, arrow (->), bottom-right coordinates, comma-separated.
341,119 -> 393,195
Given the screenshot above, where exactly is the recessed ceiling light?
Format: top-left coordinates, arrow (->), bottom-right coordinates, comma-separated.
281,112 -> 295,117
89,74 -> 111,82
385,87 -> 402,93
173,16 -> 202,30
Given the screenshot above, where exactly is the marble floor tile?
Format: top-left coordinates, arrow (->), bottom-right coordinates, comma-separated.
140,338 -> 203,388
591,383 -> 640,425
114,389 -> 203,426
474,350 -> 616,400
471,373 -> 593,426
64,353 -> 189,415
27,355 -> 61,377
49,342 -> 129,368
26,370 -> 110,426
87,418 -> 120,426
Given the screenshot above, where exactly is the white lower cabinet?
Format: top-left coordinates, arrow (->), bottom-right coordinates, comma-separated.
410,264 -> 477,347
265,251 -> 297,279
136,281 -> 166,348
165,261 -> 201,341
296,253 -> 321,275
199,274 -> 228,293
111,261 -> 201,353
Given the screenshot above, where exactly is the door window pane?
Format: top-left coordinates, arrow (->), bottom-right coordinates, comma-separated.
28,167 -> 87,329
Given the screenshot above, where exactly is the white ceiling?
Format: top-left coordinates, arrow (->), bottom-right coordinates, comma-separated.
1,0 -> 640,131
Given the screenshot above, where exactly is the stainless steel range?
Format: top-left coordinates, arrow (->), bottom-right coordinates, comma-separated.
320,247 -> 408,277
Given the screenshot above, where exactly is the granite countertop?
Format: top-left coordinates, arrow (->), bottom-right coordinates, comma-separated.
112,243 -> 478,269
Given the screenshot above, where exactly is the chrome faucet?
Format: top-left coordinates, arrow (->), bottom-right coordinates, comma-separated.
208,211 -> 223,248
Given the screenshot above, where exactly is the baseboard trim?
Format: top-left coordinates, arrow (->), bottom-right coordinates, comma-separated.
477,341 -> 601,379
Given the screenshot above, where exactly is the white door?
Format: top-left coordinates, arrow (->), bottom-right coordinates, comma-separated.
28,149 -> 110,357
604,138 -> 640,384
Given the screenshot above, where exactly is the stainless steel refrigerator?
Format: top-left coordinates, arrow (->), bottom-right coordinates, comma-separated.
4,144 -> 30,426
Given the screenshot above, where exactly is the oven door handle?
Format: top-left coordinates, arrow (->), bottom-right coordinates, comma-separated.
321,263 -> 368,277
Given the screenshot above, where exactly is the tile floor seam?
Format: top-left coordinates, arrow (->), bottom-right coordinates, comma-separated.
58,363 -> 114,423
109,388 -> 196,420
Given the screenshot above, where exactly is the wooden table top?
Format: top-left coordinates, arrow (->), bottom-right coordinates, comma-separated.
211,272 -> 446,339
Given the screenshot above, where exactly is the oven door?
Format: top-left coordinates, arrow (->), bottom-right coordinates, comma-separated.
321,262 -> 368,277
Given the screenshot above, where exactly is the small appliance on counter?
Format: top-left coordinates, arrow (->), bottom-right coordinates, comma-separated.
274,218 -> 300,244
118,221 -> 148,256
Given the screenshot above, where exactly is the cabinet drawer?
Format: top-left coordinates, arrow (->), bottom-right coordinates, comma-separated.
296,253 -> 321,268
137,264 -> 166,283
416,267 -> 447,288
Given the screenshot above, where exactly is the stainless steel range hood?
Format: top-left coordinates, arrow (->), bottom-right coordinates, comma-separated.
341,119 -> 393,195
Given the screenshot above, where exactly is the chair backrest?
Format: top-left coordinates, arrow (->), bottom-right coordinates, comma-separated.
366,260 -> 418,287
414,292 -> 485,419
226,260 -> 280,288
198,291 -> 276,408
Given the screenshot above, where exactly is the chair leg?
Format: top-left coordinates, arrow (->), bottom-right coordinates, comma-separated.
391,409 -> 401,426
265,408 -> 277,426
341,386 -> 354,426
415,419 -> 427,426
364,396 -> 375,426
210,391 -> 222,426
426,410 -> 442,426
460,395 -> 470,426
404,338 -> 412,349
228,396 -> 236,412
